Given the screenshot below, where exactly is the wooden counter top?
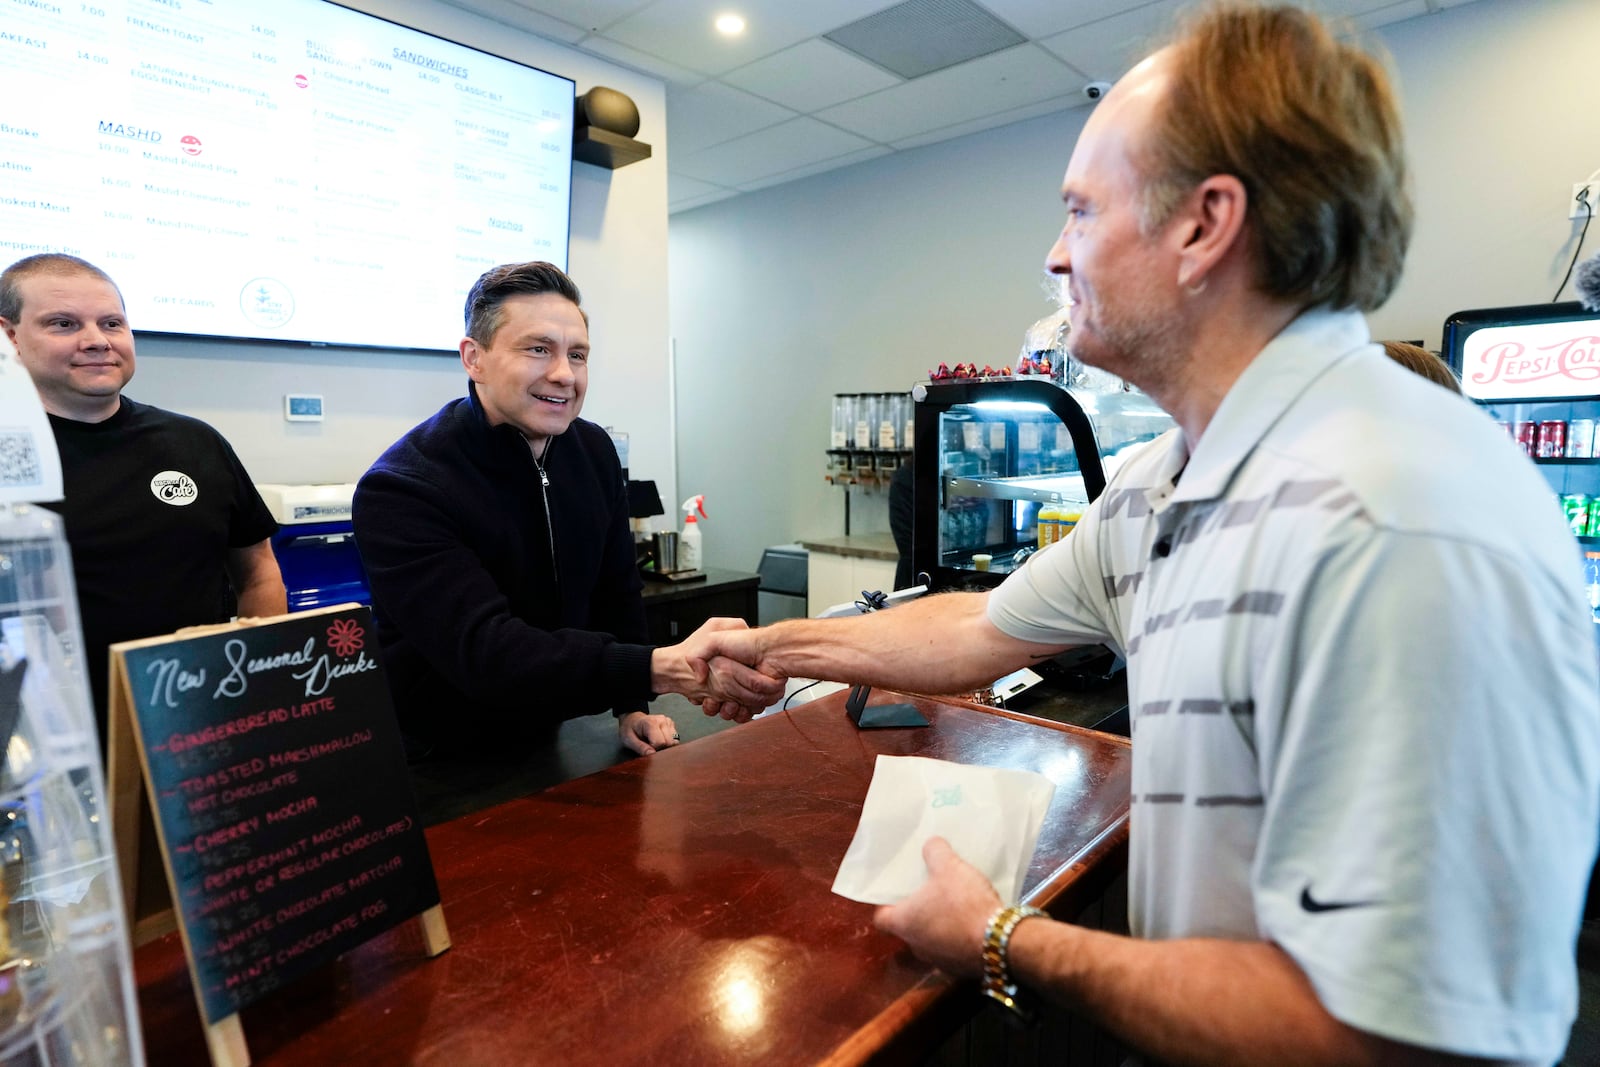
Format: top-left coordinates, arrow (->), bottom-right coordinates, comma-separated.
797,533 -> 899,561
637,566 -> 758,604
135,691 -> 1131,1066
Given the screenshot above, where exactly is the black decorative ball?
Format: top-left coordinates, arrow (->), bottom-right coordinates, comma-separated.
576,86 -> 641,138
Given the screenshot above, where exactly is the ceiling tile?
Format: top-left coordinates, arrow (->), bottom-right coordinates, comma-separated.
600,0 -> 898,77
889,91 -> 1079,149
735,145 -> 892,191
667,81 -> 798,154
978,0 -> 1163,39
1036,0 -> 1182,81
671,117 -> 877,185
432,0 -> 589,42
497,0 -> 658,33
816,43 -> 1080,144
669,172 -> 737,202
1350,0 -> 1430,29
577,34 -> 708,85
670,188 -> 743,213
823,0 -> 1026,80
722,38 -> 902,112
1302,0 -> 1424,18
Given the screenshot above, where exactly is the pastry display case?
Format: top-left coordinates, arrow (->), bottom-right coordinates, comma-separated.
911,376 -> 1173,590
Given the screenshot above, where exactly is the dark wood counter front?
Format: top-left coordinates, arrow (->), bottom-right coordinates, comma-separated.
135,691 -> 1132,1066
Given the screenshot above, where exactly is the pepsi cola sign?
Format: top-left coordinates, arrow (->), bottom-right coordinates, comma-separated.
1461,320 -> 1600,401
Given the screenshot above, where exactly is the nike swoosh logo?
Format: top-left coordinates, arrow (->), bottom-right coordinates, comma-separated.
1299,885 -> 1376,913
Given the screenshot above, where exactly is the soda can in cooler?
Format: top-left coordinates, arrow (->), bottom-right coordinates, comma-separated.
1538,420 -> 1567,458
1570,419 -> 1597,458
1513,421 -> 1537,456
1562,494 -> 1590,536
1590,497 -> 1600,537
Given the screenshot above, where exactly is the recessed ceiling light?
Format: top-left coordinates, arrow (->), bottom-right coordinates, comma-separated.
714,13 -> 746,36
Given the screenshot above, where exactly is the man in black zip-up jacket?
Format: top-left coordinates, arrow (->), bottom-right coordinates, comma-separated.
353,262 -> 778,762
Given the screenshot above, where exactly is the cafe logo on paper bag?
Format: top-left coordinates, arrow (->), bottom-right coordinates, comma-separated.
150,470 -> 198,506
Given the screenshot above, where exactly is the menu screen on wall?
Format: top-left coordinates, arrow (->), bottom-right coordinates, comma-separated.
0,0 -> 574,352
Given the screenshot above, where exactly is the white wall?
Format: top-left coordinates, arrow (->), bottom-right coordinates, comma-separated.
122,0 -> 677,503
670,108 -> 1088,570
669,0 -> 1600,574
1366,0 -> 1599,343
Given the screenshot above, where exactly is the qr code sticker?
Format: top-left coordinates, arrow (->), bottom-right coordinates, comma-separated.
0,430 -> 42,487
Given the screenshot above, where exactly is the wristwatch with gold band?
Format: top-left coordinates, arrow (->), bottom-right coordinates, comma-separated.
980,903 -> 1047,1021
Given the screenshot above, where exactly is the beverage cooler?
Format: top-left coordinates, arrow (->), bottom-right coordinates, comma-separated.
910,376 -> 1174,590
1444,300 -> 1600,637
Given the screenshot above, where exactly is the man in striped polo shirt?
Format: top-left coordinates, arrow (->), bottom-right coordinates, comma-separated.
700,4 -> 1599,1063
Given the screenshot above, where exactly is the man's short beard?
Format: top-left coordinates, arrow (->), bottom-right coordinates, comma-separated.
1071,295 -> 1189,397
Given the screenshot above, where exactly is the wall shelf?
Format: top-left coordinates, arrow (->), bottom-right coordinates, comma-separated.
944,473 -> 1088,505
573,126 -> 652,169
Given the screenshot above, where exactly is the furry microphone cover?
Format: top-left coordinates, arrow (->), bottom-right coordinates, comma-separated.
1576,250 -> 1600,312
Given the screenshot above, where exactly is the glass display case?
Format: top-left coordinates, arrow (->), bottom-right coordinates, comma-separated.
0,503 -> 143,1066
911,377 -> 1174,589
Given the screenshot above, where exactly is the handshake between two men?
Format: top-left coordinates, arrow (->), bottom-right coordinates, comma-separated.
645,615 -> 786,724
654,593 -> 1031,726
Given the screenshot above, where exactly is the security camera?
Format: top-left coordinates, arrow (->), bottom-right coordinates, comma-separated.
1084,81 -> 1112,102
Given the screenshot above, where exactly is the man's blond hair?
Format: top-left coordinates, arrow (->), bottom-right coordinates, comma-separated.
1137,3 -> 1412,312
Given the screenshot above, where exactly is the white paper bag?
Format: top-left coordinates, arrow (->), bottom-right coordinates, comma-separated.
832,754 -> 1056,905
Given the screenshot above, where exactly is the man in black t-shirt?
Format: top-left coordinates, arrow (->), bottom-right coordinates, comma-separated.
0,254 -> 285,747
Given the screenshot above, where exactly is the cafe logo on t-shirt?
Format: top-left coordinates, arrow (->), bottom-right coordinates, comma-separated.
150,470 -> 199,506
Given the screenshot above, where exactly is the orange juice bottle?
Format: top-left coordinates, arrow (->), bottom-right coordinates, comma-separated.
1037,500 -> 1060,548
1058,503 -> 1083,539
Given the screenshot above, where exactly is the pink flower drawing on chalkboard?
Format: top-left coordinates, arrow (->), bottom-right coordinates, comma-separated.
326,618 -> 366,658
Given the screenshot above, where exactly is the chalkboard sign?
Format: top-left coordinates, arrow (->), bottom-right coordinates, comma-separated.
110,605 -> 444,1039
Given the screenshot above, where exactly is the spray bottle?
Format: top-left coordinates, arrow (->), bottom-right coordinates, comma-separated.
679,495 -> 707,572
